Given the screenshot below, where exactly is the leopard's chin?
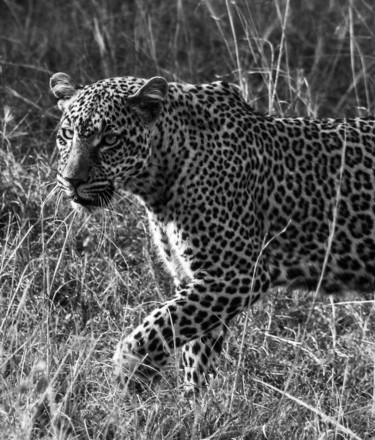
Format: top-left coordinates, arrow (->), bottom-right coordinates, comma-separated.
70,199 -> 96,214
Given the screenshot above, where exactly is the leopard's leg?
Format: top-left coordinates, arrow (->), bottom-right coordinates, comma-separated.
182,325 -> 227,390
113,267 -> 268,387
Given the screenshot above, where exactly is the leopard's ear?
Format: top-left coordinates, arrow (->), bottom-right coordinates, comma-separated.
127,77 -> 168,124
50,73 -> 80,111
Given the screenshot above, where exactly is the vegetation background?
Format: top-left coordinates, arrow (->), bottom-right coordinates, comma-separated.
1,0 -> 375,438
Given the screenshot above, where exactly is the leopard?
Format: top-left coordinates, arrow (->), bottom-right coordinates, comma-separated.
50,71 -> 375,391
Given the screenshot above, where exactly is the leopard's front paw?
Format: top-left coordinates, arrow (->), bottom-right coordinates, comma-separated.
113,340 -> 160,391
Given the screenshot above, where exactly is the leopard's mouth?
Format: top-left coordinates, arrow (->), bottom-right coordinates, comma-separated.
63,183 -> 115,209
74,186 -> 114,208
71,194 -> 99,207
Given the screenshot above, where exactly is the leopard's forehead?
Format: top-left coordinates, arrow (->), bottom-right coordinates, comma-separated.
65,77 -> 145,136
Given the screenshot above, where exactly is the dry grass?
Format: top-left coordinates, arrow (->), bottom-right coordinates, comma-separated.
1,0 -> 375,438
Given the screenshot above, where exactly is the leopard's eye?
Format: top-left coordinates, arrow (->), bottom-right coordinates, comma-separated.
102,133 -> 119,147
61,127 -> 74,140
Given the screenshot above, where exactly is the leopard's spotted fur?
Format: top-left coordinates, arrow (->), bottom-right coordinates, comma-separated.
50,72 -> 375,389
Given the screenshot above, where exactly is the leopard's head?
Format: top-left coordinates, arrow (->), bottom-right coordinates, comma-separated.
50,73 -> 168,209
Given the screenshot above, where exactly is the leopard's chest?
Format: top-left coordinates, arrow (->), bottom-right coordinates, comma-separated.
150,217 -> 195,286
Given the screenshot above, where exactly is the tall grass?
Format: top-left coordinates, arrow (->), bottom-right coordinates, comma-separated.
1,0 -> 375,438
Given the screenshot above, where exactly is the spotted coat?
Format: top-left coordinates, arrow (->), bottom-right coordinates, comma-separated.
50,72 -> 375,389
